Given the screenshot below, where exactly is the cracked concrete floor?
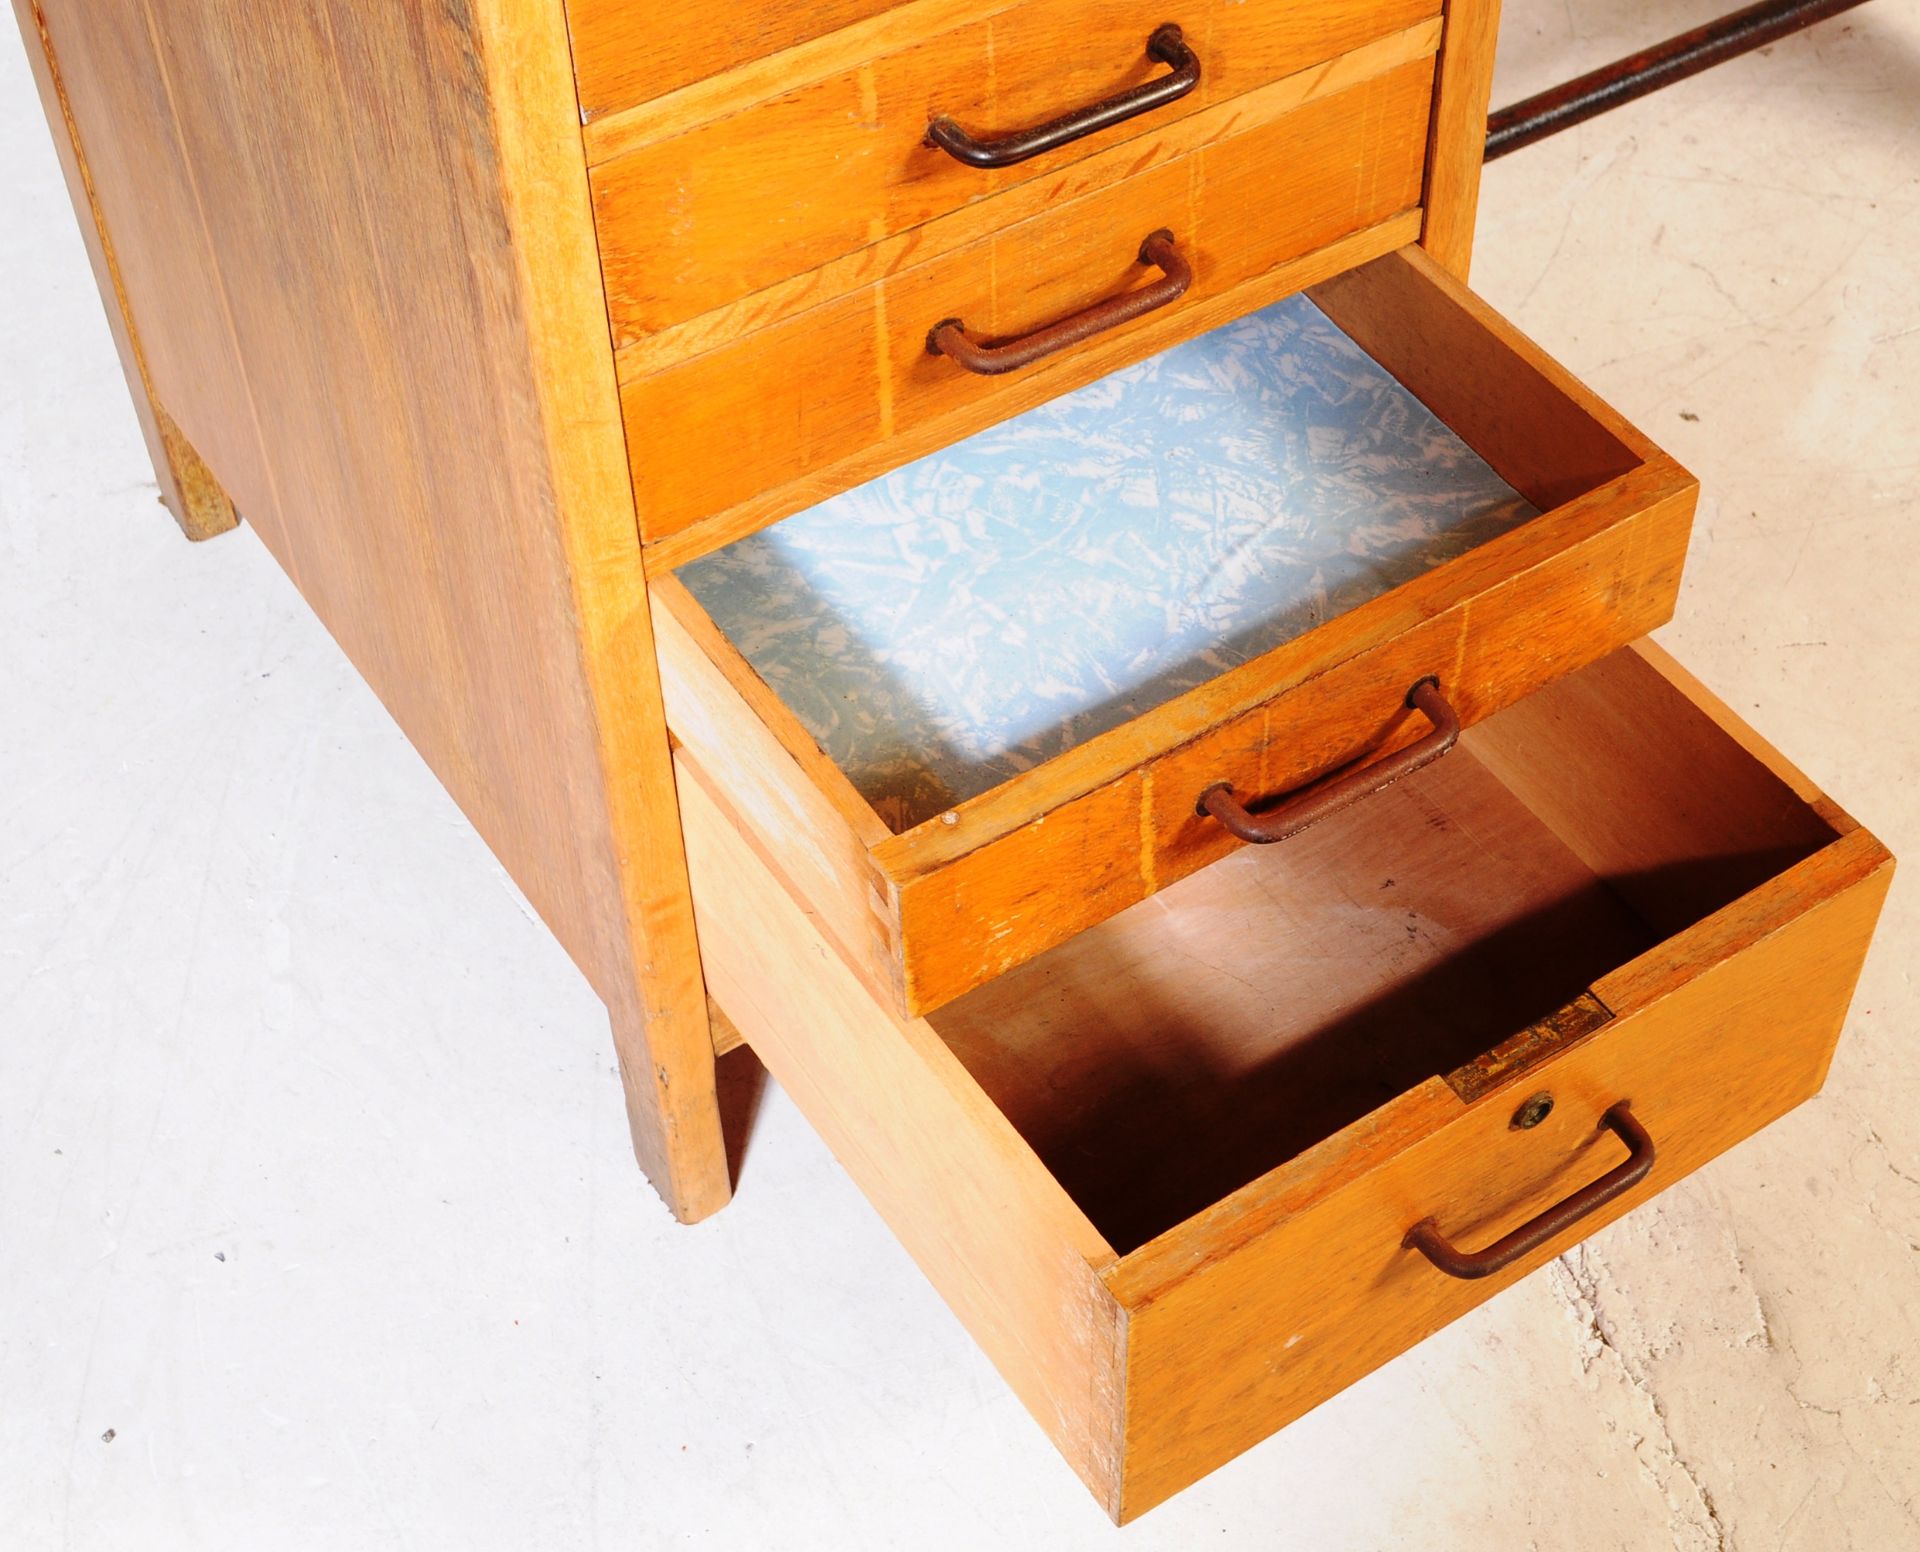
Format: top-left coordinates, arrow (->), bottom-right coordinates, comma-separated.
2,1 -> 1916,1547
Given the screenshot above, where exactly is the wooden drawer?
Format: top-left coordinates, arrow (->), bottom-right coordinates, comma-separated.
622,55 -> 1437,561
567,0 -> 1435,134
589,1 -> 1440,347
678,641 -> 1893,1521
649,245 -> 1699,1019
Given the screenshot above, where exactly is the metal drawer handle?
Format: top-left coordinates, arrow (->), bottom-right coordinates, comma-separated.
1197,677 -> 1460,845
925,23 -> 1201,170
926,229 -> 1192,377
1403,1104 -> 1657,1280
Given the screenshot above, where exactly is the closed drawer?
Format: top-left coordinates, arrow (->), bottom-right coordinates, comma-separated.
567,0 -> 902,125
650,245 -> 1699,1019
567,0 -> 1435,138
589,1 -> 1440,347
622,55 -> 1436,560
679,641 -> 1893,1521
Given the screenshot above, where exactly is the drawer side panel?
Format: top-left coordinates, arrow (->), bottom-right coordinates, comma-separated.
675,760 -> 1130,1509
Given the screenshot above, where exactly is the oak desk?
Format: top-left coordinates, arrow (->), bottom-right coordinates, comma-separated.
16,0 -> 1890,1519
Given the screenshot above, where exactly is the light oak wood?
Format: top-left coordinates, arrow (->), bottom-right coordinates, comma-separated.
471,0 -> 731,1218
569,0 -> 905,128
25,0 -> 1894,1517
151,406 -> 240,541
19,0 -> 731,1218
650,575 -> 906,1011
676,761 -> 1129,1508
623,59 -> 1435,552
1110,827 -> 1888,1517
1420,0 -> 1502,279
934,745 -> 1664,1252
589,3 -> 1439,344
639,213 -> 1424,575
652,244 -> 1698,1017
684,641 -> 1892,1521
611,22 -> 1442,382
14,0 -> 251,540
1466,639 -> 1845,936
582,0 -> 1030,162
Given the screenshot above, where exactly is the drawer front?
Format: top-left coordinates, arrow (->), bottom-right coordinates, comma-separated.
624,56 -> 1435,560
891,479 -> 1696,1015
567,0 -> 898,125
590,1 -> 1440,348
1109,831 -> 1891,1517
678,642 -> 1893,1521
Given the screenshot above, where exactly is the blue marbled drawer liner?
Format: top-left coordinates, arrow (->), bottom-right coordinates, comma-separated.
680,293 -> 1537,832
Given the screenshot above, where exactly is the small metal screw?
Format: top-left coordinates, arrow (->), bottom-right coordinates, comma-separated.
1511,1091 -> 1555,1130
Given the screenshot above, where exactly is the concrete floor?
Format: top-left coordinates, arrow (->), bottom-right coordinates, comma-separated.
3,3 -> 1915,1546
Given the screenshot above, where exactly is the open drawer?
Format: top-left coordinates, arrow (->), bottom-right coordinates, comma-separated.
678,642 -> 1892,1522
651,245 -> 1699,1019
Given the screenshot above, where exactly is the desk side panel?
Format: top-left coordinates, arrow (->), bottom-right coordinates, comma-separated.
19,0 -> 728,1216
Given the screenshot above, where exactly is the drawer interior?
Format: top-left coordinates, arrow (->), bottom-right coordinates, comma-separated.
680,287 -> 1539,830
668,245 -> 1657,834
925,646 -> 1840,1252
681,638 -> 1887,1518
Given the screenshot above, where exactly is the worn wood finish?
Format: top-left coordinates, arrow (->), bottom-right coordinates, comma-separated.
150,406 -> 240,541
470,0 -> 731,1217
684,640 -> 1891,1520
1103,646 -> 1891,1518
568,0 -> 903,126
14,0 -> 254,540
1419,0 -> 1502,278
659,486 -> 1697,1017
623,59 -> 1435,553
612,23 -> 1441,383
590,5 -> 1439,345
20,0 -> 731,1218
582,0 -> 1025,161
650,576 -> 905,1010
1467,641 -> 1846,935
934,744 -> 1665,1254
675,762 -> 1129,1508
653,246 -> 1698,1017
639,214 -> 1423,575
890,466 -> 1692,1014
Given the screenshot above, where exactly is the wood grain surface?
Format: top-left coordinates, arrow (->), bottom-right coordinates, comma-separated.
13,0 -> 253,539
1103,645 -> 1890,1518
19,0 -> 731,1217
589,3 -> 1439,343
1420,0 -> 1503,278
654,245 -> 1698,1018
676,759 -> 1129,1511
684,637 -> 1890,1520
624,59 -> 1435,552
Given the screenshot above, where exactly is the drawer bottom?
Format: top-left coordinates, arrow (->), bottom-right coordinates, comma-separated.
679,642 -> 1891,1520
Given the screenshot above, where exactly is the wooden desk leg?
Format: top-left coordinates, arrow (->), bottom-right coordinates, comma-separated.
14,0 -> 238,541
148,405 -> 241,541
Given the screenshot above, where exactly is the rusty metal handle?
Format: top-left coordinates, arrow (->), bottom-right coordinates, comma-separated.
926,230 -> 1192,376
925,24 -> 1201,169
1403,1104 -> 1656,1280
1198,677 -> 1459,845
